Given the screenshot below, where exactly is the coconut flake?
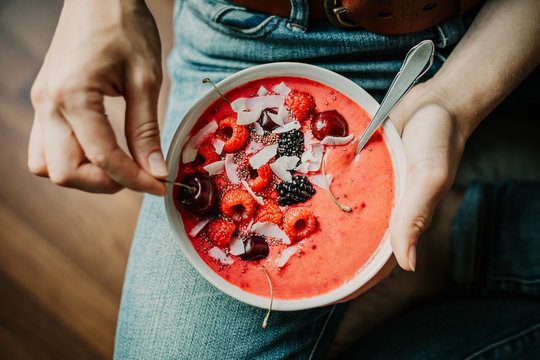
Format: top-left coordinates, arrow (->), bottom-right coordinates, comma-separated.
296,143 -> 323,173
208,246 -> 234,265
246,95 -> 284,110
249,143 -> 278,169
182,121 -> 218,164
245,141 -> 264,155
304,130 -> 315,145
301,148 -> 317,163
278,105 -> 291,124
307,143 -> 324,172
276,245 -> 298,267
272,121 -> 301,134
245,219 -> 254,233
241,180 -> 265,205
272,82 -> 291,96
267,111 -> 284,127
273,155 -> 299,171
270,161 -> 292,182
225,154 -> 240,184
228,236 -> 245,256
189,218 -> 210,237
321,133 -> 355,146
213,139 -> 225,155
203,160 -> 225,176
257,86 -> 269,96
251,222 -> 290,244
295,162 -> 310,174
253,122 -> 264,136
231,98 -> 248,112
237,108 -> 263,125
310,174 -> 333,190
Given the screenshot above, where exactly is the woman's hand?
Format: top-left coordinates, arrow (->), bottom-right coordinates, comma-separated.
389,0 -> 540,271
28,0 -> 167,195
389,83 -> 466,271
336,83 -> 466,302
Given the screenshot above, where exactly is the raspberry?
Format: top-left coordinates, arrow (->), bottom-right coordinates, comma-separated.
268,190 -> 279,202
276,175 -> 316,206
220,189 -> 255,223
251,163 -> 272,192
194,143 -> 219,173
255,201 -> 282,224
218,117 -> 249,152
283,207 -> 317,240
285,91 -> 315,122
207,219 -> 236,248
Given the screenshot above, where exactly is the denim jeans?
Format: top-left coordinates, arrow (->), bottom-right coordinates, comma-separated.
114,1 -> 540,358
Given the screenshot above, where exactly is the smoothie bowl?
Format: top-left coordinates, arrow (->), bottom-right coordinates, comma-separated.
164,62 -> 405,311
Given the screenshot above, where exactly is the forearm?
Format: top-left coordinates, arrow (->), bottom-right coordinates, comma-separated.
428,0 -> 540,137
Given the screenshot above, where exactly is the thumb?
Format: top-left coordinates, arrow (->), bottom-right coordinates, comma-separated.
390,166 -> 449,271
125,75 -> 169,178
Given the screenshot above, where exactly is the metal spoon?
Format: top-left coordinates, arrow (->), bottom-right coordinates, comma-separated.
355,40 -> 435,154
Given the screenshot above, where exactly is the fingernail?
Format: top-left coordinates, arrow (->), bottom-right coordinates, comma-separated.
408,245 -> 417,272
148,151 -> 169,177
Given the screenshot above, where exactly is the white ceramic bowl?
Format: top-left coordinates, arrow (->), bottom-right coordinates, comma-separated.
164,62 -> 406,311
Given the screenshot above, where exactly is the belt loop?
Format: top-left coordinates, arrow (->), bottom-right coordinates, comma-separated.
288,0 -> 309,32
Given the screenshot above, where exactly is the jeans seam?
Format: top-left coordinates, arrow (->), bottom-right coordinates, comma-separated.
435,25 -> 448,48
464,321 -> 540,360
308,304 -> 337,360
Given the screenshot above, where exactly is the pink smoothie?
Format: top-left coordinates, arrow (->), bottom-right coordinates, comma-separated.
175,76 -> 394,300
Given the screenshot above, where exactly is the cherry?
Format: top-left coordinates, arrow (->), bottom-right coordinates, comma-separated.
311,110 -> 349,140
176,173 -> 218,215
240,235 -> 269,261
258,108 -> 279,131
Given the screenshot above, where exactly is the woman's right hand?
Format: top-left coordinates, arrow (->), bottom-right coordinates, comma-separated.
28,0 -> 167,195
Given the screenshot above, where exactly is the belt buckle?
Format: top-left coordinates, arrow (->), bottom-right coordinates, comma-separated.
323,0 -> 361,29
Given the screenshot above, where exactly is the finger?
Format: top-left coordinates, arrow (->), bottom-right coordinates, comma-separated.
28,114 -> 49,177
40,103 -> 123,193
60,89 -> 166,196
125,69 -> 168,178
390,163 -> 449,271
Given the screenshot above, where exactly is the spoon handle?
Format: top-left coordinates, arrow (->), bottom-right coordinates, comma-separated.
355,40 -> 435,154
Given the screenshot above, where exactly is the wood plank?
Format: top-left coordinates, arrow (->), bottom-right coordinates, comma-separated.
0,24 -> 37,97
147,0 -> 174,124
0,204 -> 119,358
0,0 -> 174,358
0,0 -> 60,60
0,273 -> 103,360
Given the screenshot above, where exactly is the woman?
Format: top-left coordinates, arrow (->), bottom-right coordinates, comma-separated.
29,0 -> 540,358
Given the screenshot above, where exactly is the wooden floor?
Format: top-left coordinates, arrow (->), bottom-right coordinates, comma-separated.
0,0 -> 173,358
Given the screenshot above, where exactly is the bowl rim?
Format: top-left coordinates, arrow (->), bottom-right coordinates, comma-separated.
164,62 -> 406,311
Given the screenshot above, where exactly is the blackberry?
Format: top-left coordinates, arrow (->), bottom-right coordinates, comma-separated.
277,129 -> 304,159
276,175 -> 316,206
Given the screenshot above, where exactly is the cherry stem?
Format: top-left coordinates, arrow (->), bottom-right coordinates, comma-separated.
261,265 -> 273,329
202,78 -> 232,107
158,179 -> 196,194
322,152 -> 352,213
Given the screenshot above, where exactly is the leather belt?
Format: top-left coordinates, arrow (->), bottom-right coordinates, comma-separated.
229,0 -> 484,34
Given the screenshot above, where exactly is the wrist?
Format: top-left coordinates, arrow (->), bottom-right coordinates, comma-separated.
62,0 -> 146,19
421,76 -> 484,140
